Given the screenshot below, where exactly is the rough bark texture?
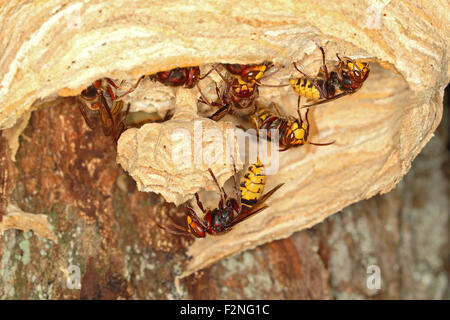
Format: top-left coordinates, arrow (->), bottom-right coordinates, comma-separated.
0,92 -> 448,299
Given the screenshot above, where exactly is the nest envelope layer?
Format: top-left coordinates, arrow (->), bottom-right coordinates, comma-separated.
0,0 -> 449,278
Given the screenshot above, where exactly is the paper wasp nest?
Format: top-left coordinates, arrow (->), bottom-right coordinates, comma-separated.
0,0 -> 448,277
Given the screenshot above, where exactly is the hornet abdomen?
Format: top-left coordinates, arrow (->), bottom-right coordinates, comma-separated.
289,77 -> 323,100
240,160 -> 266,211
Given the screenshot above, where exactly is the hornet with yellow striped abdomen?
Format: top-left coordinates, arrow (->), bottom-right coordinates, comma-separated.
198,63 -> 287,121
158,159 -> 284,238
223,61 -> 274,86
290,46 -> 369,108
198,72 -> 260,121
78,77 -> 142,144
251,99 -> 335,151
239,159 -> 266,211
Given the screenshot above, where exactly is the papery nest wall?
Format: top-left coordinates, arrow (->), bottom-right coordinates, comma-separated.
0,0 -> 448,278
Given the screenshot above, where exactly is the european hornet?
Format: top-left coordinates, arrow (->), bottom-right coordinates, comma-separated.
158,159 -> 284,238
199,71 -> 260,121
251,98 -> 335,151
290,46 -> 369,108
78,67 -> 211,135
77,77 -> 140,143
99,66 -> 211,111
198,63 -> 286,121
103,67 -> 209,96
151,66 -> 200,88
149,66 -> 217,89
223,61 -> 275,86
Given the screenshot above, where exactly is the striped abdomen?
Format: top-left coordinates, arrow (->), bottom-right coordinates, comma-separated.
80,79 -> 124,115
240,160 -> 266,211
289,77 -> 323,100
252,104 -> 291,146
103,88 -> 124,115
109,100 -> 124,115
